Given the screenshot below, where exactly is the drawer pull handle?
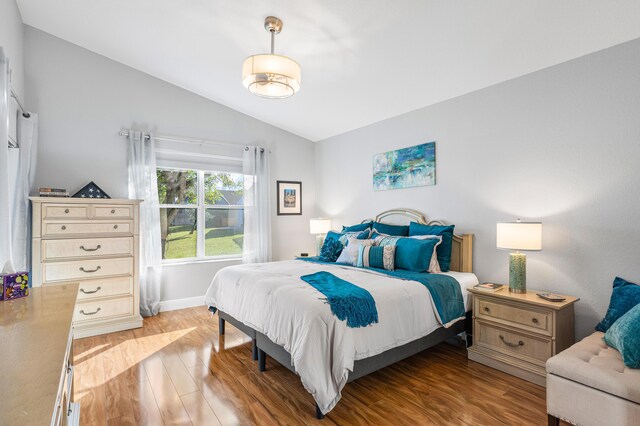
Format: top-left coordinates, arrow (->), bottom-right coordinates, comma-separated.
80,244 -> 101,252
80,307 -> 101,316
64,209 -> 69,213
532,318 -> 539,324
113,225 -> 118,229
499,335 -> 524,348
61,225 -> 67,230
483,307 -> 490,312
111,209 -> 116,214
79,266 -> 101,273
80,286 -> 102,294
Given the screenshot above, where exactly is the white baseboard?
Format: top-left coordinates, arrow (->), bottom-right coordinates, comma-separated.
159,295 -> 205,312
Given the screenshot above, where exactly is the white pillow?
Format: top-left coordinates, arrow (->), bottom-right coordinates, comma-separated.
336,238 -> 375,266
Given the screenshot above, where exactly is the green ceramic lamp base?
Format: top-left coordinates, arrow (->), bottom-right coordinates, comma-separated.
509,252 -> 527,293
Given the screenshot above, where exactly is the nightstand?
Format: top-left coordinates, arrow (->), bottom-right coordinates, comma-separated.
467,286 -> 579,387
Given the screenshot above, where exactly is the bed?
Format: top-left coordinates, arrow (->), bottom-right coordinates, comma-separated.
205,209 -> 476,419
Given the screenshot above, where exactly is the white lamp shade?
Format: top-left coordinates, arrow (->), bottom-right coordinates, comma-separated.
242,54 -> 301,99
496,222 -> 542,251
310,218 -> 332,235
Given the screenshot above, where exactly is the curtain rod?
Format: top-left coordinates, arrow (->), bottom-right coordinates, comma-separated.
118,129 -> 243,149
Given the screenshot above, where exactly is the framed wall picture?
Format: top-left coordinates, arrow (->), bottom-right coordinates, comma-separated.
277,181 -> 302,215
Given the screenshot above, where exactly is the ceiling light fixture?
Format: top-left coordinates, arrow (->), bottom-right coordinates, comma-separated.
242,16 -> 301,99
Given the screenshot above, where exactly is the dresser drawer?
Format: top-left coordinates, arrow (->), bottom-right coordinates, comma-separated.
43,221 -> 133,238
476,297 -> 552,335
43,257 -> 133,283
74,297 -> 134,323
43,204 -> 89,220
42,237 -> 134,260
93,205 -> 134,220
77,276 -> 134,301
475,321 -> 552,363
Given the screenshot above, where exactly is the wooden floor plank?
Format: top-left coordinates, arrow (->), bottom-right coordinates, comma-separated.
74,306 -> 558,425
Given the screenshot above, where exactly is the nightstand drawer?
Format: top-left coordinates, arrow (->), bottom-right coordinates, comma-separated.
476,297 -> 552,335
476,321 -> 552,363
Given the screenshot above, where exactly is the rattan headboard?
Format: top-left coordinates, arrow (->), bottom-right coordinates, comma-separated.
366,208 -> 473,273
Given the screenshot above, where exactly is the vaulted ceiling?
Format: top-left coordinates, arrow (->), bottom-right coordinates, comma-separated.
17,0 -> 640,141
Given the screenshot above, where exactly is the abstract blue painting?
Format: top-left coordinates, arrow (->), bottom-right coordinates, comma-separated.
373,142 -> 436,191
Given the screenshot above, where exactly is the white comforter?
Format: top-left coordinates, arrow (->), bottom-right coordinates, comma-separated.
204,260 -> 478,414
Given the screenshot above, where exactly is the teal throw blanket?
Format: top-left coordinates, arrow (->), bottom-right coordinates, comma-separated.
301,271 -> 379,328
297,257 -> 465,327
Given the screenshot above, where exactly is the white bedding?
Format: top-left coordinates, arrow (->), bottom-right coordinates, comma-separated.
204,260 -> 478,414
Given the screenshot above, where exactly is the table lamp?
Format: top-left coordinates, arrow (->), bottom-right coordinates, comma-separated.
310,218 -> 332,256
496,220 -> 542,293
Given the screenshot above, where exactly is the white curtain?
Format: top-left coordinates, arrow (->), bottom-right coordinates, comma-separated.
0,48 -> 14,274
243,146 -> 271,263
127,131 -> 162,317
11,113 -> 39,272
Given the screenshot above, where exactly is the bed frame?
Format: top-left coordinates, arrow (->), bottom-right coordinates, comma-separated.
216,209 -> 474,419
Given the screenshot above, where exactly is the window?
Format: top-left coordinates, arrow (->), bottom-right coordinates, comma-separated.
157,167 -> 244,261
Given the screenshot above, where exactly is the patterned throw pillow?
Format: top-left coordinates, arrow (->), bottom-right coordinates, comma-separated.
319,238 -> 344,262
357,245 -> 395,271
336,238 -> 375,266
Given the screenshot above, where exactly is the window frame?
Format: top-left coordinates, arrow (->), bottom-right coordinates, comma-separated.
158,166 -> 244,264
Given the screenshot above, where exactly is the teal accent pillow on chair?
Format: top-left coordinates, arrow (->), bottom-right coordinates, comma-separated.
595,277 -> 640,332
603,303 -> 640,368
408,222 -> 455,272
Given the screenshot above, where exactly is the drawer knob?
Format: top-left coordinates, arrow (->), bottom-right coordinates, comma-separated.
80,307 -> 101,316
113,224 -> 118,229
532,318 -> 539,324
499,335 -> 524,348
79,266 -> 101,273
80,286 -> 102,294
483,307 -> 490,312
111,209 -> 116,214
80,244 -> 102,252
64,208 -> 69,213
61,225 -> 67,230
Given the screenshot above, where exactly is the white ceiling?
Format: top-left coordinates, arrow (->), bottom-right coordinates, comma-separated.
17,0 -> 640,141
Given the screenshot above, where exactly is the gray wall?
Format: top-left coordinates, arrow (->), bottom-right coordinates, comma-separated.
0,0 -> 24,99
316,38 -> 640,339
24,26 -> 318,302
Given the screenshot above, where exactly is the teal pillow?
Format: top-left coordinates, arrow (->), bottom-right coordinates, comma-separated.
342,221 -> 373,233
372,222 -> 409,236
603,303 -> 640,368
596,277 -> 640,332
396,238 -> 438,272
319,238 -> 343,262
408,222 -> 455,272
356,245 -> 395,271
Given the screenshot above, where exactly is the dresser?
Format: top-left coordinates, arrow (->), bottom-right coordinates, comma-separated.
467,286 -> 579,387
0,284 -> 79,425
30,197 -> 143,338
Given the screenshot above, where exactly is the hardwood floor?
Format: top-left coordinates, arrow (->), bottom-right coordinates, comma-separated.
74,306 -> 556,425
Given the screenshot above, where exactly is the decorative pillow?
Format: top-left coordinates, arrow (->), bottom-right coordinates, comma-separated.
319,238 -> 344,262
372,222 -> 409,237
596,277 -> 640,332
374,236 -> 439,272
342,221 -> 373,233
603,303 -> 640,368
408,222 -> 455,272
373,233 -> 442,273
335,238 -> 375,266
338,230 -> 370,245
357,245 -> 395,271
325,230 -> 370,247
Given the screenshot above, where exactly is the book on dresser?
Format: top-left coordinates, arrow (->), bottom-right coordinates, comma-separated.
30,196 -> 144,338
